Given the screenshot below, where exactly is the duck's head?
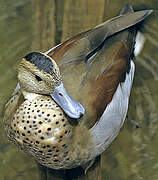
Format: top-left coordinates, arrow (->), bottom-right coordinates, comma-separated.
18,52 -> 85,119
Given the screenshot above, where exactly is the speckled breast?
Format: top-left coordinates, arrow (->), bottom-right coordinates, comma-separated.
8,95 -> 75,169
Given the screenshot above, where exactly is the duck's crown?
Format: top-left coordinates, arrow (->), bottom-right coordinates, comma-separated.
24,52 -> 58,76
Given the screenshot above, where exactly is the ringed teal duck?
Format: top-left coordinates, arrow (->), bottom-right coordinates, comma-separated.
4,4 -> 152,170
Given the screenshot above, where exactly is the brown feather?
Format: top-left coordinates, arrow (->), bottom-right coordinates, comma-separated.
88,43 -> 130,124
46,11 -> 145,128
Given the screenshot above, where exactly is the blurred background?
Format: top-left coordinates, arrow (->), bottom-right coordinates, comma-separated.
0,0 -> 158,179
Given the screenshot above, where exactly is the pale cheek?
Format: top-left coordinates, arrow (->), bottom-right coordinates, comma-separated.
26,78 -> 39,92
20,75 -> 39,92
18,71 -> 53,94
24,78 -> 53,94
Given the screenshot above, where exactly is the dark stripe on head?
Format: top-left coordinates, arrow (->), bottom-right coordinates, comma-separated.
24,52 -> 54,74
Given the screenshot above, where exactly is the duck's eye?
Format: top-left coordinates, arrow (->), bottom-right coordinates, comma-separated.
35,75 -> 43,81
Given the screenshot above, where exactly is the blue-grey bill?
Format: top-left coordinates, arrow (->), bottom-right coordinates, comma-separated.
50,83 -> 85,119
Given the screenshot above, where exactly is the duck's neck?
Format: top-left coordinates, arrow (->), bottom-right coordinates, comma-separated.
22,91 -> 40,101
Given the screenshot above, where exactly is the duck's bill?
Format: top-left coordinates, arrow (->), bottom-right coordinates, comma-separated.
50,83 -> 85,119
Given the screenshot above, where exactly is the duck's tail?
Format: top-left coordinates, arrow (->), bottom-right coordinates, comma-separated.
134,31 -> 145,56
120,3 -> 145,57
